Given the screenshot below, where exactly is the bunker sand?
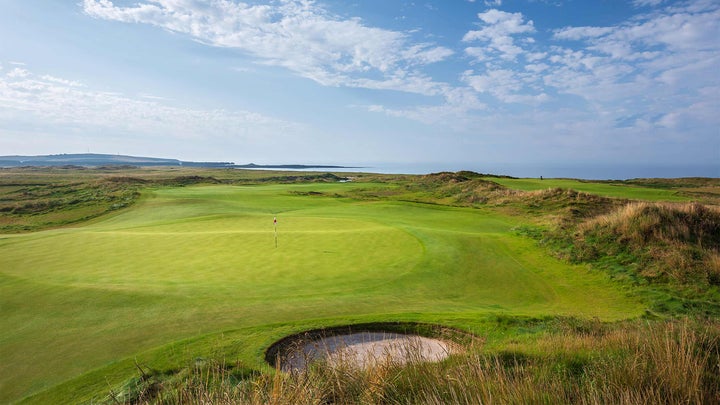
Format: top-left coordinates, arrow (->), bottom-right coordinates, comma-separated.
280,332 -> 455,371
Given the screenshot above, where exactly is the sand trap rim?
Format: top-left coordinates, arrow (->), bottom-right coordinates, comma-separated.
265,321 -> 478,368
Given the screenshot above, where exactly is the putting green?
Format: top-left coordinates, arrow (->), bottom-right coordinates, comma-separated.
0,183 -> 644,403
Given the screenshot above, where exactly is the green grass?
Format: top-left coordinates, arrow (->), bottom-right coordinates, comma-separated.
134,319 -> 718,405
0,182 -> 644,403
543,202 -> 720,316
485,177 -> 691,201
0,165 -> 356,233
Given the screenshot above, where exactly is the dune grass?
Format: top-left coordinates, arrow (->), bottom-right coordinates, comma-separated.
0,182 -> 645,403
137,319 -> 719,405
543,201 -> 720,317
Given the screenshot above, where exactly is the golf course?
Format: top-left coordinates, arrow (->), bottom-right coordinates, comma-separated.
1,168 -> 718,403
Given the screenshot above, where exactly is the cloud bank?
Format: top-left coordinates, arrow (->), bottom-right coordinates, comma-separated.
0,63 -> 298,144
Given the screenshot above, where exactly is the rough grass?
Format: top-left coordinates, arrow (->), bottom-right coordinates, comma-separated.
567,202 -> 720,285
534,201 -> 720,318
0,178 -> 140,232
106,319 -> 720,405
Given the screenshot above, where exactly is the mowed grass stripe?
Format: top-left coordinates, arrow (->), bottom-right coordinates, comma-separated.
1,184 -> 644,403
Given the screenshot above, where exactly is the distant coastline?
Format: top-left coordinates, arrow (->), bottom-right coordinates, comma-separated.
237,163 -> 362,170
1,153 -> 717,180
0,154 -> 360,170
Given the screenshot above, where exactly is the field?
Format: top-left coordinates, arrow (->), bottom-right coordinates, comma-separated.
1,168 -> 717,403
482,177 -> 691,201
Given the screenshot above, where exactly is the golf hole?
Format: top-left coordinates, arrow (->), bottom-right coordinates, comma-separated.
267,324 -> 463,372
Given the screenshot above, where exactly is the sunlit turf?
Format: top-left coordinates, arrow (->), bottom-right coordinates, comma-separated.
485,177 -> 690,201
1,183 -> 645,403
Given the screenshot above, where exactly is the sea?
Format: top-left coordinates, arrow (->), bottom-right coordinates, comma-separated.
266,163 -> 719,181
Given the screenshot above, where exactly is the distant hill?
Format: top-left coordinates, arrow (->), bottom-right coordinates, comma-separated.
236,163 -> 359,170
0,153 -> 205,167
0,154 -> 355,169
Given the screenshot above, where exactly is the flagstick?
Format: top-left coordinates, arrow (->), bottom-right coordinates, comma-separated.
274,216 -> 278,248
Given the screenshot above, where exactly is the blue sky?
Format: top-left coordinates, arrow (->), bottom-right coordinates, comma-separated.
1,0 -> 718,177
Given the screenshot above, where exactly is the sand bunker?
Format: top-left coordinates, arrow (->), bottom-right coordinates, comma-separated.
278,332 -> 455,371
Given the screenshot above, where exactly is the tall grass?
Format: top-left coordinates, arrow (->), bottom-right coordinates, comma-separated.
113,320 -> 719,404
569,202 -> 720,286
578,202 -> 720,248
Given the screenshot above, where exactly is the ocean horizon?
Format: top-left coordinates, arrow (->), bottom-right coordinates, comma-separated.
271,162 -> 719,181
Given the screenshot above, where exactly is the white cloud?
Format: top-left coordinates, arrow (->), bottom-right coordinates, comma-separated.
463,69 -> 516,94
0,63 -> 299,143
525,52 -> 546,62
139,94 -> 170,101
453,0 -> 720,137
463,9 -> 535,62
553,26 -> 614,41
633,0 -> 665,7
361,86 -> 486,127
348,73 -> 445,97
40,75 -> 84,87
460,8 -> 549,106
464,9 -> 534,37
546,1 -> 720,111
7,68 -> 29,78
464,47 -> 488,62
553,3 -> 720,57
82,0 -> 453,95
525,63 -> 549,73
462,69 -> 547,104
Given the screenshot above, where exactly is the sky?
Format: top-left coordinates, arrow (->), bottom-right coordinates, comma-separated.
0,0 -> 718,178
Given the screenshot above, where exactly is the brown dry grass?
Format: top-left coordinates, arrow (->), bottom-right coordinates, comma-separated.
116,320 -> 719,405
569,202 -> 720,286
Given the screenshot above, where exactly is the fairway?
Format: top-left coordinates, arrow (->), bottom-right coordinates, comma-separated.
484,177 -> 690,201
0,183 -> 644,403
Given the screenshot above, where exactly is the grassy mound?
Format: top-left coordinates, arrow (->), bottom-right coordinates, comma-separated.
567,203 -> 720,286
0,177 -> 141,232
416,172 -> 505,204
500,187 -> 624,225
537,201 -> 720,317
392,172 -> 622,219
